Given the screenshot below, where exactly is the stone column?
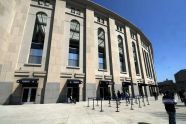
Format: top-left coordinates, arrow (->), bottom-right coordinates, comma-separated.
79,84 -> 83,101
136,34 -> 148,81
85,8 -> 96,100
149,47 -> 157,84
136,34 -> 150,96
125,26 -> 137,97
146,86 -> 151,96
108,17 -> 121,92
44,0 -> 66,103
133,84 -> 139,96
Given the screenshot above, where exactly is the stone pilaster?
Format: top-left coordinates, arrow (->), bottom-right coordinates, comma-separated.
85,8 -> 97,99
149,47 -> 157,83
137,34 -> 148,82
108,17 -> 121,90
44,0 -> 66,103
125,26 -> 137,97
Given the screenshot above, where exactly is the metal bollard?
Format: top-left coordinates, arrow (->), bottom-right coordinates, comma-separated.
108,99 -> 111,107
92,98 -> 95,110
142,96 -> 146,106
116,99 -> 119,112
135,97 -> 138,104
130,98 -> 134,110
138,96 -> 142,108
96,98 -> 99,106
100,98 -> 104,112
126,97 -> 128,106
87,98 -> 90,107
146,96 -> 150,105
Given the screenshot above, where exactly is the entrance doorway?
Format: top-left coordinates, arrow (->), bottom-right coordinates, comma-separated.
22,87 -> 37,103
67,86 -> 79,102
138,86 -> 144,96
99,81 -> 112,100
122,86 -> 129,93
100,86 -> 111,100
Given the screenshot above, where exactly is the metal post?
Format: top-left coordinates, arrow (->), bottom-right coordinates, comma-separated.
116,99 -> 119,112
138,96 -> 141,108
92,98 -> 95,110
126,97 -> 128,106
146,96 -> 150,105
87,98 -> 90,107
100,98 -> 103,112
130,98 -> 134,110
96,98 -> 99,106
131,97 -> 134,105
142,96 -> 146,106
135,96 -> 138,104
108,99 -> 111,107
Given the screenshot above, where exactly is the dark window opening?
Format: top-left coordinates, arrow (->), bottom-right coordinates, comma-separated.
38,0 -> 50,6
132,42 -> 140,75
71,7 -> 75,14
68,20 -> 80,67
98,28 -> 106,70
130,30 -> 137,40
118,35 -> 126,72
97,17 -> 104,24
28,12 -> 47,64
76,9 -> 80,15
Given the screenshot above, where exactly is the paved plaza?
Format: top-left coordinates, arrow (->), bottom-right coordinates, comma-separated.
0,96 -> 186,124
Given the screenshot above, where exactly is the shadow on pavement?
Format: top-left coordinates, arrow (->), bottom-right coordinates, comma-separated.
138,122 -> 151,124
176,105 -> 186,107
151,112 -> 186,121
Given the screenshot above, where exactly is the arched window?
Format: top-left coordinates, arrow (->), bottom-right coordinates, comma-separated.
142,49 -> 149,78
28,12 -> 47,64
98,28 -> 106,69
118,35 -> 126,72
68,20 -> 80,66
132,42 -> 140,75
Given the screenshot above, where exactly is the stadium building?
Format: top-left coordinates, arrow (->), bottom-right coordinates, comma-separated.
0,0 -> 157,104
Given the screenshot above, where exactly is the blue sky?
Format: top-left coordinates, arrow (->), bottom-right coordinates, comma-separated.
92,0 -> 186,82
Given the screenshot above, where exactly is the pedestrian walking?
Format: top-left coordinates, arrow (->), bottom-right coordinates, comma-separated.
125,91 -> 130,103
162,91 -> 176,124
121,92 -> 124,100
183,91 -> 186,106
112,90 -> 116,100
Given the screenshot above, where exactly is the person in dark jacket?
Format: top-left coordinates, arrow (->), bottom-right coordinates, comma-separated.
162,91 -> 176,124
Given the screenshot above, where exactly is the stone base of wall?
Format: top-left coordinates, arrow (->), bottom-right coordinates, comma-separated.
44,82 -> 60,103
0,82 -> 13,105
114,84 -> 122,92
145,86 -> 151,97
86,83 -> 96,100
133,84 -> 139,97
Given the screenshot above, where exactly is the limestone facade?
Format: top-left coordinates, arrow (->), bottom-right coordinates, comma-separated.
0,0 -> 157,104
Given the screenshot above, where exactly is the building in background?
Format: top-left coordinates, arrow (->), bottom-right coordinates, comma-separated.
175,69 -> 186,91
158,79 -> 176,94
0,0 -> 157,105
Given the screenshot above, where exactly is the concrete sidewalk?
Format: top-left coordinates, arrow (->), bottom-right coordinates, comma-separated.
0,97 -> 185,124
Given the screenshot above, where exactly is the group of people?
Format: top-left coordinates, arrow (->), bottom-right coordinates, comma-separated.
115,90 -> 130,102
